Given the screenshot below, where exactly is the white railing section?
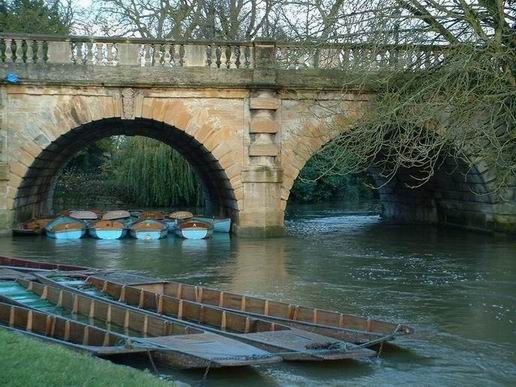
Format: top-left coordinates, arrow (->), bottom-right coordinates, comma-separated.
0,34 -> 448,71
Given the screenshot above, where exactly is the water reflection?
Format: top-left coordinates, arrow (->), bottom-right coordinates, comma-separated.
229,238 -> 289,296
0,205 -> 515,386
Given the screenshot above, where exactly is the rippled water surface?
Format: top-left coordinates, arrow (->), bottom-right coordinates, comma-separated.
0,204 -> 515,386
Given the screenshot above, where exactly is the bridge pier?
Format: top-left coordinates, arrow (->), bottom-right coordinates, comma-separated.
236,166 -> 285,237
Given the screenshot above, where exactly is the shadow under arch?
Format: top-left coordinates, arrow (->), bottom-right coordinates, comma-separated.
370,154 -> 499,229
282,137 -> 500,233
13,118 -> 237,222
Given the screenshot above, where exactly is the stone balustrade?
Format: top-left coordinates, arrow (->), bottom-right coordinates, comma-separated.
0,33 -> 448,71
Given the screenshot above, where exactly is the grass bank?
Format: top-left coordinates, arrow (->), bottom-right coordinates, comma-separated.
0,329 -> 175,387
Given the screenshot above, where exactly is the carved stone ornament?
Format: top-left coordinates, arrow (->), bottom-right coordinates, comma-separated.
121,88 -> 135,119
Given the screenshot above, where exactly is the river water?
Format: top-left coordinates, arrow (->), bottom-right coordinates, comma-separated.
0,204 -> 515,386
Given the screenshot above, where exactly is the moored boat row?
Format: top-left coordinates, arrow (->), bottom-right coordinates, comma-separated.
0,256 -> 416,371
13,209 -> 231,240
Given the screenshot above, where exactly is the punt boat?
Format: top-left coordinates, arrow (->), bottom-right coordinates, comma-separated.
89,273 -> 413,345
0,255 -> 90,272
0,301 -> 150,357
0,277 -> 282,368
34,272 -> 377,361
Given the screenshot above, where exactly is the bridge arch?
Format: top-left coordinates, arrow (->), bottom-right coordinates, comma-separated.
280,118 -> 512,233
14,118 -> 237,224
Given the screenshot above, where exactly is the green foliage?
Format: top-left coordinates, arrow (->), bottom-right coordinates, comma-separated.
0,0 -> 72,34
324,43 -> 516,192
111,136 -> 203,208
54,168 -> 125,210
290,150 -> 377,204
65,138 -> 114,173
54,136 -> 203,210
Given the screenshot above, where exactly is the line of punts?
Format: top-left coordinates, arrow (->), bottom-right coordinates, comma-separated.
12,210 -> 231,240
0,255 -> 415,370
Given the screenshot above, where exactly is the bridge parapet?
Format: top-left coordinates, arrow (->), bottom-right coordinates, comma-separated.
0,33 -> 448,72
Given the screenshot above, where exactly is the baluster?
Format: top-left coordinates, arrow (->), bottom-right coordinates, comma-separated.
178,44 -> 185,66
158,43 -> 165,66
16,39 -> 25,63
75,42 -> 83,64
225,45 -> 232,68
0,38 -> 5,63
292,47 -> 300,69
206,44 -> 212,67
215,45 -> 222,68
234,45 -> 241,68
340,46 -> 349,69
244,44 -> 251,68
95,42 -> 103,65
163,43 -> 169,66
168,44 -> 175,66
161,43 -> 168,66
85,41 -> 94,64
110,43 -> 118,65
27,40 -> 36,63
42,40 -> 49,63
143,43 -> 152,66
5,39 -> 14,63
152,43 -> 160,66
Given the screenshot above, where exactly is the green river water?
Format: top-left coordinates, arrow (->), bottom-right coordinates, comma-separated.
0,204 -> 514,386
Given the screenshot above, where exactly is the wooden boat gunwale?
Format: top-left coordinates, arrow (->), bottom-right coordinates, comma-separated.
0,277 -> 282,368
0,255 -> 91,272
92,275 -> 414,345
0,301 -> 151,356
34,272 -> 377,361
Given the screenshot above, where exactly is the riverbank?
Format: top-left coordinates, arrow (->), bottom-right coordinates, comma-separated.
0,329 -> 175,386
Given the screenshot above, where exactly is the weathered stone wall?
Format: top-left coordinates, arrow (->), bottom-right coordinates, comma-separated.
0,84 -> 250,232
0,36 -> 515,236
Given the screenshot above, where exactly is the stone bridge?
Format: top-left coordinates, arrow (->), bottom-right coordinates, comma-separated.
0,34 -> 514,236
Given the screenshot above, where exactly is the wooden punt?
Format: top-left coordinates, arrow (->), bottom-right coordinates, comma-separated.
0,255 -> 91,272
92,273 -> 414,345
0,278 -> 281,368
0,301 -> 151,357
34,273 -> 377,361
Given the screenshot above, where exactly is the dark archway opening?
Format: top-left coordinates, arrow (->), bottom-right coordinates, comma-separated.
286,147 -> 496,232
13,118 -> 237,222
